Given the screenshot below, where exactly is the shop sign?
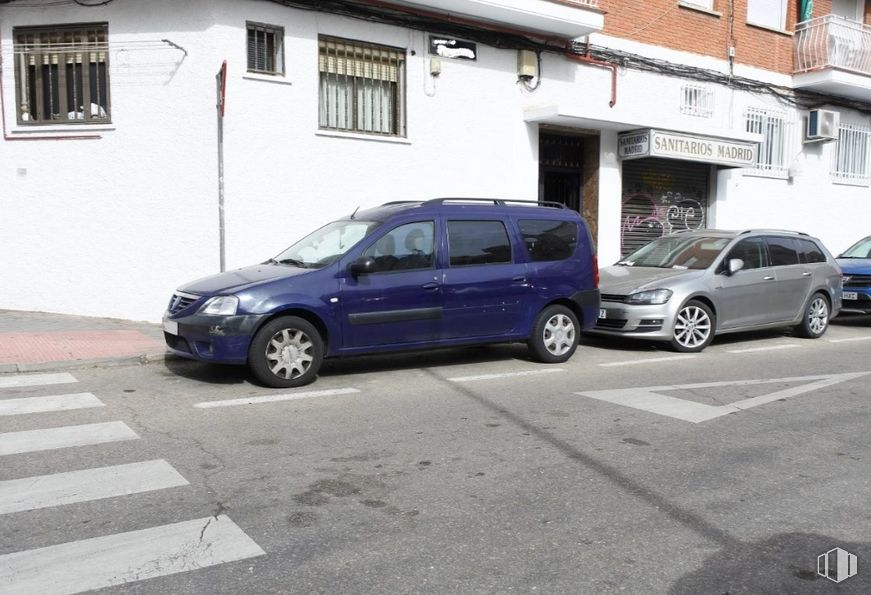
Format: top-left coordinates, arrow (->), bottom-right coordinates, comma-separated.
618,129 -> 757,168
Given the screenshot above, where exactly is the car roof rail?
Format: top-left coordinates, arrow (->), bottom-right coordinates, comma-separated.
422,198 -> 567,209
739,229 -> 809,237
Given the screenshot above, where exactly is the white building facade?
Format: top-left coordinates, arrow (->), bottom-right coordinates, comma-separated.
1,0 -> 869,322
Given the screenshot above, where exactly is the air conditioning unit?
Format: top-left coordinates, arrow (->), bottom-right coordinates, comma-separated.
805,109 -> 840,142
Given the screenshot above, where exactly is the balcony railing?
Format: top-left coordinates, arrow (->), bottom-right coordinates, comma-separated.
795,15 -> 871,75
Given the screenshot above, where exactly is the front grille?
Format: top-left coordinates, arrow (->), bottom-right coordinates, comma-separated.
596,318 -> 628,330
600,294 -> 628,303
844,275 -> 871,288
167,292 -> 198,314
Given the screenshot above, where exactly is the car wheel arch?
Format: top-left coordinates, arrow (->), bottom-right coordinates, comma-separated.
682,294 -> 717,328
253,308 -> 329,355
542,298 -> 584,328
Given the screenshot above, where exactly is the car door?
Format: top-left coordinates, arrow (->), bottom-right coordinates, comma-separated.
714,237 -> 779,329
340,220 -> 442,349
440,219 -> 529,339
765,236 -> 811,321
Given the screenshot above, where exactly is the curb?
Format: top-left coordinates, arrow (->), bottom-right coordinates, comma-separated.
0,351 -> 169,375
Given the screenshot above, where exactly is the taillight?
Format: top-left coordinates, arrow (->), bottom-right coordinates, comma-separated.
593,255 -> 599,288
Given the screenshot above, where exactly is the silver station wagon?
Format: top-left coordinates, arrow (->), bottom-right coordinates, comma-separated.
590,229 -> 842,352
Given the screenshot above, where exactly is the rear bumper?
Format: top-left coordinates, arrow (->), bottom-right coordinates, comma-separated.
570,289 -> 601,331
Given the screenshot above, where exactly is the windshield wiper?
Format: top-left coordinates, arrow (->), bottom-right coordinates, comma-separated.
276,258 -> 307,268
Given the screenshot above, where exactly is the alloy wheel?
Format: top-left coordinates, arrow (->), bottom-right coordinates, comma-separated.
673,305 -> 712,350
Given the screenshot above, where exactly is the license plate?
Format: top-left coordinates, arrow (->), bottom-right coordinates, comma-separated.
599,308 -> 607,319
843,291 -> 858,301
163,320 -> 178,335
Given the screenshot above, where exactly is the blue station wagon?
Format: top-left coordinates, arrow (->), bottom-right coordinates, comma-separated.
163,199 -> 600,387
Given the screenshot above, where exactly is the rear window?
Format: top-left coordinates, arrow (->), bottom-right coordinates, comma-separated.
796,238 -> 827,263
518,219 -> 578,262
448,220 -> 512,266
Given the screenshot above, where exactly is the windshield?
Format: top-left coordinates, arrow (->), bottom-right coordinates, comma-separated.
272,220 -> 381,268
841,237 -> 871,259
619,235 -> 731,269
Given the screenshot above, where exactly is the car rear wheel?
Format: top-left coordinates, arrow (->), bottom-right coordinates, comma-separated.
795,292 -> 830,339
528,305 -> 579,363
248,316 -> 324,388
669,300 -> 714,353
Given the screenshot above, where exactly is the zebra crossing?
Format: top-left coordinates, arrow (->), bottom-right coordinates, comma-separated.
0,372 -> 265,594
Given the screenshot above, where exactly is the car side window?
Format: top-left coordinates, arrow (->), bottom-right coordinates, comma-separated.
727,238 -> 768,270
362,221 -> 435,272
518,219 -> 577,262
448,220 -> 512,266
766,237 -> 799,266
796,238 -> 826,263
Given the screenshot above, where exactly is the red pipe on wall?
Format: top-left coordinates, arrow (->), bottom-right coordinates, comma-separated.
563,44 -> 618,107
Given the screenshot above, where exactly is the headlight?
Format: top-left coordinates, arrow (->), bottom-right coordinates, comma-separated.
627,289 -> 673,305
199,295 -> 239,316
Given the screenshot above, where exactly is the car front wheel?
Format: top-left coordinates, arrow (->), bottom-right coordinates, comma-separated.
528,305 -> 579,363
795,292 -> 830,339
669,300 -> 714,352
248,316 -> 324,388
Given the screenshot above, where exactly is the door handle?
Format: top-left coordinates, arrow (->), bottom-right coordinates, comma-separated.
422,282 -> 439,291
512,276 -> 526,284
802,272 -> 812,277
763,276 -> 775,281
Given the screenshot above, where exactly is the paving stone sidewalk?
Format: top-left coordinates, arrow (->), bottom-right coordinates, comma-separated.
0,309 -> 167,373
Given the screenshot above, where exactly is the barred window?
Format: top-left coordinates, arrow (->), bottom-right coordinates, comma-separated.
247,22 -> 284,75
680,83 -> 714,118
318,37 -> 406,137
745,107 -> 791,178
832,123 -> 871,186
13,24 -> 110,125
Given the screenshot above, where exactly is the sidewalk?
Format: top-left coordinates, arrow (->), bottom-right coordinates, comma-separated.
0,309 -> 168,374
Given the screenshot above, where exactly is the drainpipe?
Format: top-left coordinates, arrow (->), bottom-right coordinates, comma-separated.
0,54 -> 101,141
563,43 -> 618,107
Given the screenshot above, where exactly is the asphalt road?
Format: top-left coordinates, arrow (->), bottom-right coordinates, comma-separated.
3,316 -> 871,594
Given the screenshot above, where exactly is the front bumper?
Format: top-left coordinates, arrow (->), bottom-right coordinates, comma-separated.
840,287 -> 871,314
162,312 -> 266,364
586,301 -> 675,340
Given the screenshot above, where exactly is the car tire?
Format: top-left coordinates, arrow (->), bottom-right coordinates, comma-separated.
669,300 -> 715,353
528,305 -> 579,363
248,316 -> 324,388
794,292 -> 830,339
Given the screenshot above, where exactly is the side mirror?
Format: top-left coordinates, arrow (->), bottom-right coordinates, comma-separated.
348,256 -> 375,277
727,258 -> 744,276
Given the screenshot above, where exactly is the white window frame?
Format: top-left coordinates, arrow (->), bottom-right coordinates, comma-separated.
747,0 -> 788,31
744,107 -> 792,179
680,83 -> 714,118
318,36 -> 406,138
832,123 -> 871,186
681,0 -> 714,11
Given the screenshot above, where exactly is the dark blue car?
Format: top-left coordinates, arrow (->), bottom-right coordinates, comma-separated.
837,235 -> 871,315
163,199 -> 600,387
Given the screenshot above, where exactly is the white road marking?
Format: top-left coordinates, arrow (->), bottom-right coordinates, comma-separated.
0,514 -> 265,595
448,369 -> 565,382
0,393 -> 104,417
0,421 -> 139,456
576,372 -> 870,423
726,344 -> 800,354
598,355 -> 696,367
0,373 -> 78,389
828,336 -> 871,343
194,387 -> 360,409
0,460 -> 188,515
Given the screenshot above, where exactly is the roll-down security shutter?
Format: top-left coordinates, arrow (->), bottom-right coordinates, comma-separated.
620,158 -> 710,257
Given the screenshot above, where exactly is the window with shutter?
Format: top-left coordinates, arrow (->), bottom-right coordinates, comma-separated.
246,22 -> 284,75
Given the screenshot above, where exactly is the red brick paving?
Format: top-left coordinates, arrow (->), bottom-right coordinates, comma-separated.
0,330 -> 165,364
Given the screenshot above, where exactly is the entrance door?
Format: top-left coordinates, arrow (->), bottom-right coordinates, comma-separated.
539,133 -> 583,212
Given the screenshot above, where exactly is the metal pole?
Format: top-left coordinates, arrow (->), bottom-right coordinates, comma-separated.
216,61 -> 227,272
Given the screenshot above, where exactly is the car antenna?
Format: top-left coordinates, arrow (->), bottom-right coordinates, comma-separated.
350,206 -> 360,220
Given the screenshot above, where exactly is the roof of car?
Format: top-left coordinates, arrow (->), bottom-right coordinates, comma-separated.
673,228 -> 814,239
351,198 -> 577,222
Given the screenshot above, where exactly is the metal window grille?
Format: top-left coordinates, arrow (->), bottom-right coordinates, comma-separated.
680,84 -> 714,118
247,22 -> 283,75
832,123 -> 871,186
744,107 -> 793,178
13,24 -> 110,125
318,37 -> 406,137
